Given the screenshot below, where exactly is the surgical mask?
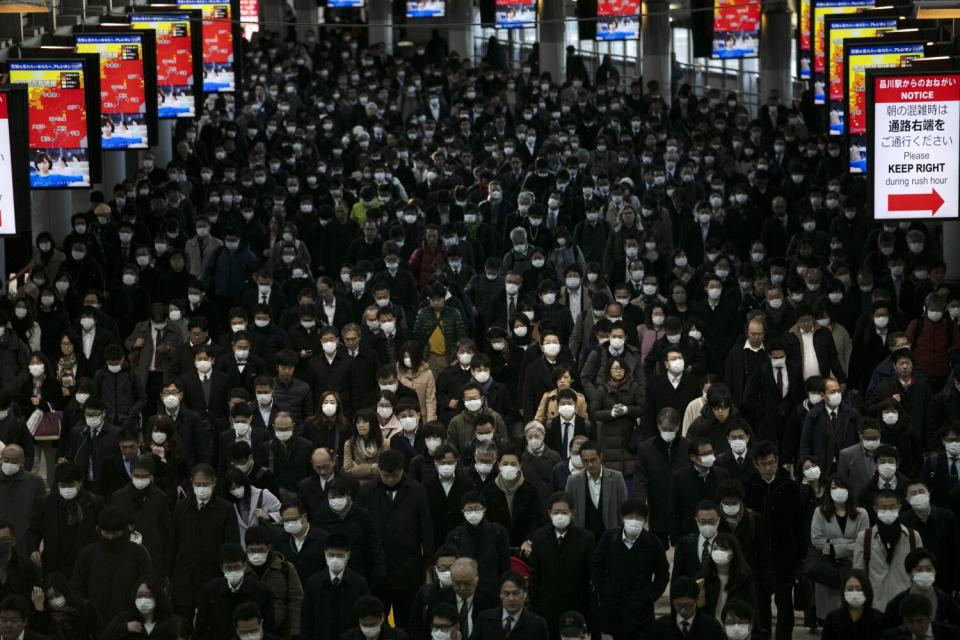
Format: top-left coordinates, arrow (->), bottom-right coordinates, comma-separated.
722,504 -> 740,517
728,439 -> 747,455
660,430 -> 677,443
0,462 -> 19,476
878,463 -> 897,479
135,598 -> 156,614
623,518 -> 644,537
463,510 -> 484,525
945,442 -> 960,456
464,399 -> 483,412
400,416 -> 419,432
322,402 -> 337,416
499,465 -> 519,481
826,392 -> 842,407
698,523 -> 717,539
803,466 -> 821,481
223,570 -> 245,586
698,454 -> 715,468
162,395 -> 180,409
908,493 -> 930,511
550,513 -> 571,529
876,509 -> 899,525
194,486 -> 213,500
725,625 -> 750,640
248,552 -> 269,567
710,549 -> 731,565
542,343 -> 561,357
59,486 -> 79,500
329,497 -> 348,512
862,438 -> 881,452
882,412 -> 899,425
844,590 -> 866,607
913,571 -> 936,588
830,488 -> 848,503
669,359 -> 685,374
132,477 -> 151,490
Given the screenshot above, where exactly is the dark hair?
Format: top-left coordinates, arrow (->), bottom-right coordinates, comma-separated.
620,497 -> 648,518
219,543 -> 246,566
243,526 -> 273,548
904,548 -> 938,574
378,449 -> 404,473
899,592 -> 933,619
0,595 -> 31,619
720,599 -> 756,623
434,544 -> 460,562
54,461 -> 84,484
841,568 -> 873,610
431,602 -> 459,625
353,594 -> 385,619
461,490 -> 486,508
704,533 -> 752,587
670,576 -> 700,600
232,602 -> 263,626
717,479 -> 744,502
546,491 -> 574,512
499,571 -> 527,591
129,574 -> 173,621
821,474 -> 858,519
752,440 -> 778,461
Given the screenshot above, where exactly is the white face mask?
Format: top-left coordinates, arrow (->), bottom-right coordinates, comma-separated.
623,518 -> 644,537
400,416 -> 419,432
698,523 -> 717,539
725,624 -> 750,640
728,439 -> 747,455
878,462 -> 897,479
322,402 -> 338,417
248,551 -> 269,567
59,486 -> 79,500
830,488 -> 848,504
499,465 -> 519,481
876,509 -> 899,525
710,549 -> 731,566
223,570 -> 245,586
913,571 -> 936,589
328,497 -> 348,512
284,519 -> 304,535
135,598 -> 156,615
844,590 -> 866,607
803,466 -> 821,481
132,477 -> 152,490
464,399 -> 483,412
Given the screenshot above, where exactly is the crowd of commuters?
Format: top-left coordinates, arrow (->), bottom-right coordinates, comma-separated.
1,20 -> 960,640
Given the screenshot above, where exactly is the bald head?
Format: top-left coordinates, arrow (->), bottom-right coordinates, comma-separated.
451,557 -> 479,599
311,448 -> 334,478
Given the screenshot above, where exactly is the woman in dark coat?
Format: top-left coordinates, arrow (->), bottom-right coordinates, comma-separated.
102,574 -> 180,640
698,533 -> 758,621
821,569 -> 886,640
31,571 -> 104,640
587,356 -> 645,476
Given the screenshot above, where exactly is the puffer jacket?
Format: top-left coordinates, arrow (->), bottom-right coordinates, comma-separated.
587,377 -> 645,476
94,361 -> 146,429
251,551 -> 304,637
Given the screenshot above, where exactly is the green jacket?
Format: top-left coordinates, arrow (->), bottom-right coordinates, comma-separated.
412,306 -> 466,356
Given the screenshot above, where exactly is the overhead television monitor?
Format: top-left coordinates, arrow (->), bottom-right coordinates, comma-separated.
824,13 -> 898,136
496,0 -> 535,28
240,0 -> 259,39
0,85 -> 32,236
74,31 -> 158,149
6,56 -> 102,189
812,0 -> 876,103
174,0 -> 240,93
406,0 -> 444,17
330,0 -> 363,6
129,10 -> 203,118
844,37 -> 925,173
711,0 -> 760,58
799,0 -> 812,78
597,0 -> 640,41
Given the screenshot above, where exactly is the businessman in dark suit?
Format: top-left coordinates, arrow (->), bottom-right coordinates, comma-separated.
473,572 -> 550,640
301,534 -> 370,640
921,424 -> 960,509
424,557 -> 499,640
544,399 -> 590,460
651,577 -> 725,640
158,378 -> 211,466
216,331 -> 267,393
667,437 -> 730,542
670,501 -> 720,582
742,340 -> 804,443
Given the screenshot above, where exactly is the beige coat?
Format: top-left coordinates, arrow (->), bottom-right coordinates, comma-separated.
397,362 -> 437,422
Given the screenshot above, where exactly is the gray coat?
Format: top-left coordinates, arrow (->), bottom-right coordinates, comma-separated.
565,466 -> 628,531
124,320 -> 185,386
810,505 -> 869,617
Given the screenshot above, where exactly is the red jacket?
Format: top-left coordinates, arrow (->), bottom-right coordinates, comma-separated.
906,316 -> 960,377
409,242 -> 446,290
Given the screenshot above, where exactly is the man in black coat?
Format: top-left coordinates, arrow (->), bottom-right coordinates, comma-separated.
651,577 -> 725,640
668,437 -> 730,542
445,491 -> 511,595
265,411 -> 313,501
159,379 -> 211,466
644,349 -> 702,439
716,478 -> 771,588
356,450 -> 434,630
722,316 -> 769,409
782,308 -> 848,384
591,499 -> 670,640
111,455 -> 173,577
424,444 -> 472,547
71,506 -> 154,624
309,330 -> 360,415
544,394 -> 590,460
194,543 -> 276,640
54,397 -> 120,496
217,331 -> 268,393
0,528 -> 39,604
519,331 -> 579,421
301,534 -> 370,640
33,461 -> 103,577
481,447 -> 546,547
743,340 -> 804,443
922,424 -> 960,510
408,545 -> 459,640
670,501 -> 720,582
526,492 -> 595,637
170,464 -> 241,617
276,498 -> 328,585
340,594 -> 410,640
745,441 -> 805,640
181,346 -> 231,456
98,427 -> 141,499
634,407 -> 691,548
473,572 -> 550,640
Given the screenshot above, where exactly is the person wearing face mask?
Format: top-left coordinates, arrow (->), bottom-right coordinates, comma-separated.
592,498 -> 669,640
525,495 -> 596,638
798,377 -> 862,471
59,241 -> 105,296
633,408 -> 690,547
108,454 -> 173,580
185,215 -> 225,279
742,340 -> 803,447
72,506 -> 154,623
903,294 -> 960,393
652,576 -> 727,639
170,464 -> 242,618
238,525 -> 303,639
820,570 -> 887,640
444,492 -> 511,595
75,305 -> 118,374
412,286 -> 468,383
352,449 -> 428,628
229,601 -> 283,640
852,489 -> 922,610
55,397 -> 120,496
693,274 -> 739,374
668,439 -> 730,542
93,344 -> 147,432
899,481 -> 960,598
699,533 -> 758,621
743,441 -> 806,640
646,350 -> 703,441
125,302 -> 184,421
518,422 -> 562,501
866,350 -> 933,459
479,447 -> 545,549
31,461 -> 103,577
180,345 -> 231,440
202,229 -> 257,306
194,542 -> 276,640
920,425 -> 960,510
520,330 -> 575,422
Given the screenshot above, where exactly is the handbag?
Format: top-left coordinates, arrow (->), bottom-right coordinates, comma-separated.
800,546 -> 848,589
27,409 -> 62,441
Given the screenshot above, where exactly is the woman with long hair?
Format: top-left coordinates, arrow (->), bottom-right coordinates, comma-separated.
698,532 -> 758,621
397,339 -> 436,422
31,571 -> 103,640
304,390 -> 350,456
342,409 -> 386,484
102,575 -> 178,640
821,569 -> 886,640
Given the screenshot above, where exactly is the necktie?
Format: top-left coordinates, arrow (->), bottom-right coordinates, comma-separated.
951,458 -> 959,484
681,621 -> 690,637
508,295 -> 516,322
153,329 -> 163,370
776,368 -> 784,398
332,577 -> 341,588
562,422 -> 571,456
503,616 -> 514,636
459,600 -> 470,635
701,539 -> 711,565
201,374 -> 211,405
830,411 -> 838,431
737,456 -> 744,466
261,292 -> 268,304
883,481 -> 892,489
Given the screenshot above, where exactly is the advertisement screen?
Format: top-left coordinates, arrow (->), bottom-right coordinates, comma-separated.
869,71 -> 960,220
812,0 -> 876,104
8,60 -> 93,189
845,41 -> 925,172
405,0 -> 444,17
130,13 -> 197,118
825,17 -> 897,135
74,33 -> 148,149
240,0 -> 259,39
496,0 -> 535,28
597,0 -> 640,41
800,0 -> 812,78
176,0 -> 235,92
711,0 -> 760,58
0,92 -> 20,235
330,0 -> 362,5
